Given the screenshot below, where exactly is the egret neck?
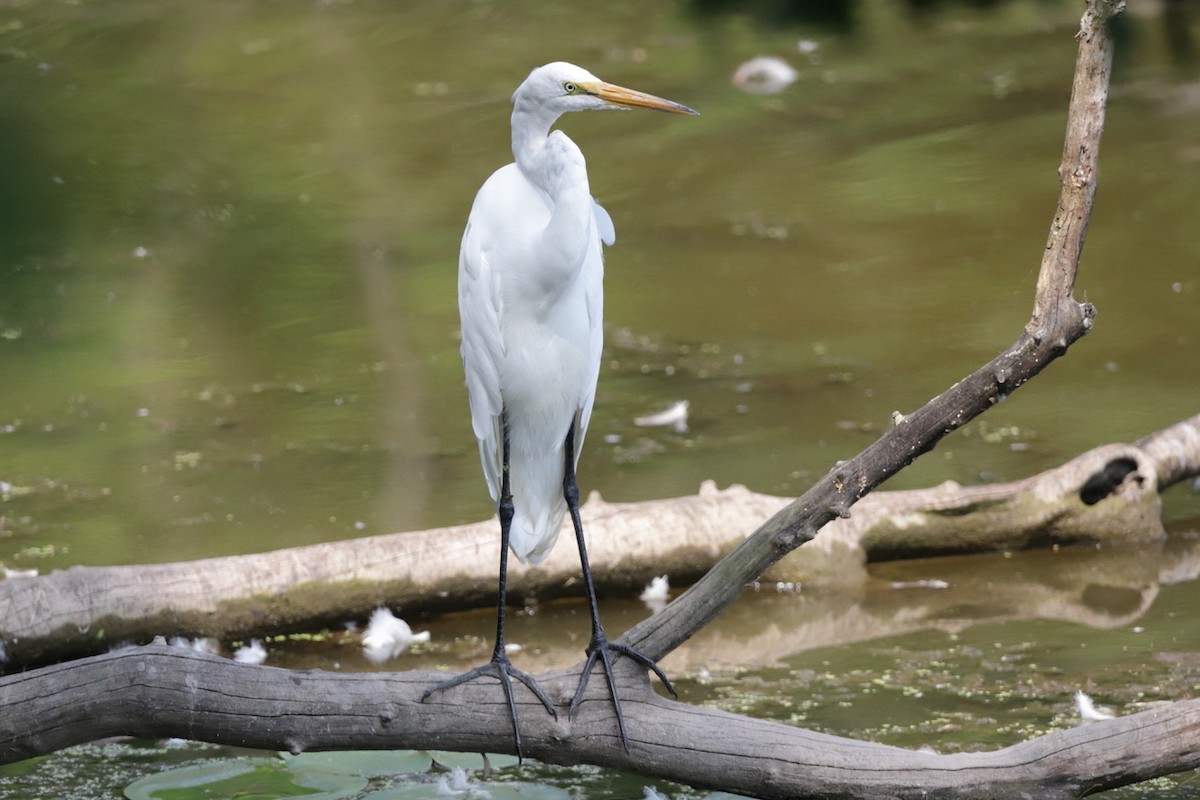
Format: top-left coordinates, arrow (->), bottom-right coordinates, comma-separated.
512,112 -> 596,295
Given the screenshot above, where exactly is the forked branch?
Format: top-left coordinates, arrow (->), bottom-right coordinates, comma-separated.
621,0 -> 1121,664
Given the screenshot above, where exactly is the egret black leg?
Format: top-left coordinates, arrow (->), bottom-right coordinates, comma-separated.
422,423 -> 556,759
562,425 -> 676,750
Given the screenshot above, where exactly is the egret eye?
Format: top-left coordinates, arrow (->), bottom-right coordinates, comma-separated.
563,81 -> 577,94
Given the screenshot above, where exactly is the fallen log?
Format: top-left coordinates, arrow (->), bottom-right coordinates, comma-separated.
0,415 -> 1195,669
1,412 -> 1195,669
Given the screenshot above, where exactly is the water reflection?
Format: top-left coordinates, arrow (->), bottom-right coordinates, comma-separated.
669,539 -> 1186,672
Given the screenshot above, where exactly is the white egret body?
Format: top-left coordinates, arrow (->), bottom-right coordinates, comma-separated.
424,62 -> 696,756
459,140 -> 611,565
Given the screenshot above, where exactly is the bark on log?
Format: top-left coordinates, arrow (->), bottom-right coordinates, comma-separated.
1,415 -> 1195,669
3,643 -> 1199,800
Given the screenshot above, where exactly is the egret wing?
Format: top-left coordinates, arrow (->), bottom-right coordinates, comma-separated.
593,198 -> 615,246
573,199 -> 612,466
458,215 -> 505,504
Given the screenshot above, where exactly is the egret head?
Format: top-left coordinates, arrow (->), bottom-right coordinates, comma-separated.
513,62 -> 698,118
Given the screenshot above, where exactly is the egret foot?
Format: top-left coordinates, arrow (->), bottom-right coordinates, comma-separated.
422,654 -> 556,759
568,633 -> 677,750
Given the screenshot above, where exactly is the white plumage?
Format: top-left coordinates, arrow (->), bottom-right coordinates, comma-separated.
432,61 -> 695,756
458,63 -> 661,564
459,144 -> 609,563
361,606 -> 429,664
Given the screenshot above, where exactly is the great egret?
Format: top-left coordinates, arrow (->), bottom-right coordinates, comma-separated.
422,62 -> 697,755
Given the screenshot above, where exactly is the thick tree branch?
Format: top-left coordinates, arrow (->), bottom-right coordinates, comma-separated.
3,644 -> 1198,800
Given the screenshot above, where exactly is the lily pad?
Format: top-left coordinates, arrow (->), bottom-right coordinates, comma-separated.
363,778 -> 571,800
123,757 -> 367,800
280,750 -> 520,778
281,750 -> 433,778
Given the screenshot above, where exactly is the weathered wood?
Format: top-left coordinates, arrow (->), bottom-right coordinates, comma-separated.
0,483 -> 774,668
3,643 -> 1198,800
775,431 -> 1191,583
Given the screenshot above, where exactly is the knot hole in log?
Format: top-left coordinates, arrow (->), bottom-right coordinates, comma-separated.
1078,457 -> 1140,505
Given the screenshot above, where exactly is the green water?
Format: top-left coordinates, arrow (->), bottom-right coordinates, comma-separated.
1,0 -> 1199,796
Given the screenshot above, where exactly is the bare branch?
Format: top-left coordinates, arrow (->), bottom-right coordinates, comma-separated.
621,0 -> 1121,664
